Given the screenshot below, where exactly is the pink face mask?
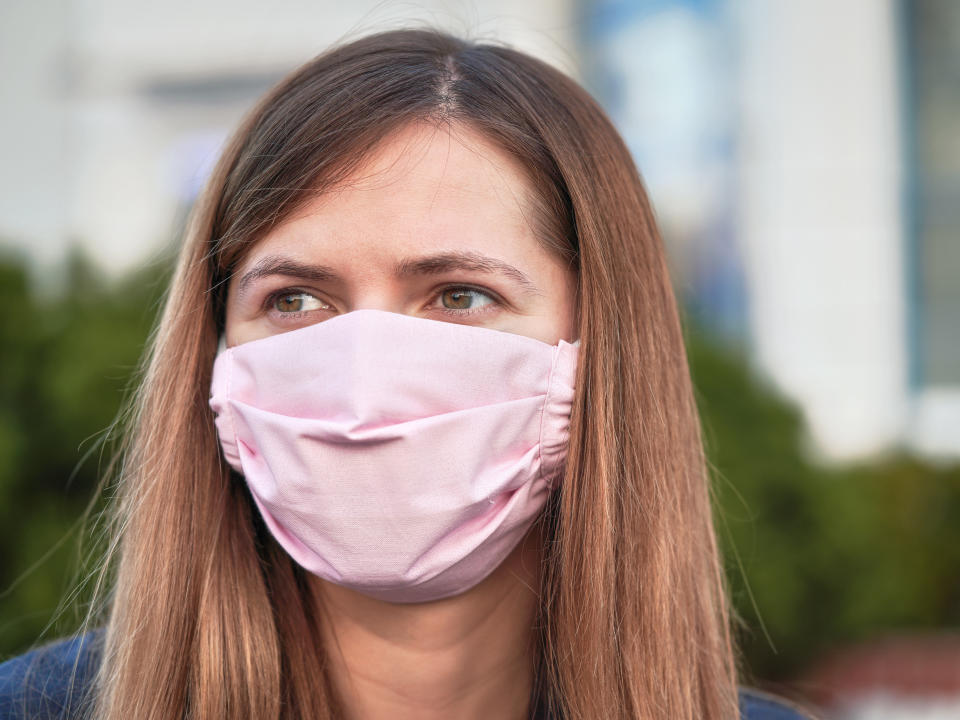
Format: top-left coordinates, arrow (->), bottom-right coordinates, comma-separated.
209,309 -> 578,603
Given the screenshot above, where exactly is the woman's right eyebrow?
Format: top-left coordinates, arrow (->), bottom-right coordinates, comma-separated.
233,256 -> 340,300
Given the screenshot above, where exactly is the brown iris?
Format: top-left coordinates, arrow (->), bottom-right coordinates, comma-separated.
275,294 -> 305,312
441,289 -> 475,309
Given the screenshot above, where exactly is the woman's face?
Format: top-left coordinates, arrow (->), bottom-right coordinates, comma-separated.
224,122 -> 578,347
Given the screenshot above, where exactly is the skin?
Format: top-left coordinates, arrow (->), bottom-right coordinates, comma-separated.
224,121 -> 578,720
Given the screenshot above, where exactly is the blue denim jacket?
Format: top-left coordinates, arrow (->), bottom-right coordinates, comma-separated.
0,633 -> 811,719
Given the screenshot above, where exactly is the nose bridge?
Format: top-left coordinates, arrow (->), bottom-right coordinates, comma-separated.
336,241 -> 410,313
345,275 -> 405,314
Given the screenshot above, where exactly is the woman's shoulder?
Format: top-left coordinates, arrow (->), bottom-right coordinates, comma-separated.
0,632 -> 102,720
739,688 -> 816,719
1,636 -> 814,720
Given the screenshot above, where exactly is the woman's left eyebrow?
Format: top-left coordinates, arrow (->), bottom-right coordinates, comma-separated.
395,251 -> 542,296
233,250 -> 542,299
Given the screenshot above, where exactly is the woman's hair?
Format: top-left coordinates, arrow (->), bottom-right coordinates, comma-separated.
90,28 -> 738,719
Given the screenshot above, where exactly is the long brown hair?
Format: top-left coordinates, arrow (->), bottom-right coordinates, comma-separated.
90,28 -> 738,719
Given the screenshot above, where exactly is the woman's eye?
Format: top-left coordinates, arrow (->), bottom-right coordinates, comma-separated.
438,287 -> 495,311
272,292 -> 329,313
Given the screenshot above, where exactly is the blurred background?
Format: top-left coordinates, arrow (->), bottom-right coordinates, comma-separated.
1,0 -> 957,717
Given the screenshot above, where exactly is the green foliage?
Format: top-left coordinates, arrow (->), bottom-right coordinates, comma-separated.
688,330 -> 960,680
0,250 -> 958,689
0,250 -> 169,656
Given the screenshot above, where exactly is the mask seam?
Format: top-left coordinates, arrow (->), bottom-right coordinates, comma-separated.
537,347 -> 562,490
224,350 -> 239,473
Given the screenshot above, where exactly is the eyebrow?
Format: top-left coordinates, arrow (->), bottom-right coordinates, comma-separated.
234,250 -> 541,299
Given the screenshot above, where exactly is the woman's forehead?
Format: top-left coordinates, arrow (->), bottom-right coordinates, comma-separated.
233,121 -> 547,273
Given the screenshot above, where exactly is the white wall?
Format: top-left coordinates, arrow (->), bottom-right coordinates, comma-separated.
0,0 -> 73,266
0,0 -> 579,273
735,0 -> 910,460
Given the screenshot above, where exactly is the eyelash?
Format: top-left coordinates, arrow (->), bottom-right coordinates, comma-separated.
261,284 -> 502,320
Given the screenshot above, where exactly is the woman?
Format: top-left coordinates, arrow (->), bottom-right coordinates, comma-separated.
0,29 -> 811,720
